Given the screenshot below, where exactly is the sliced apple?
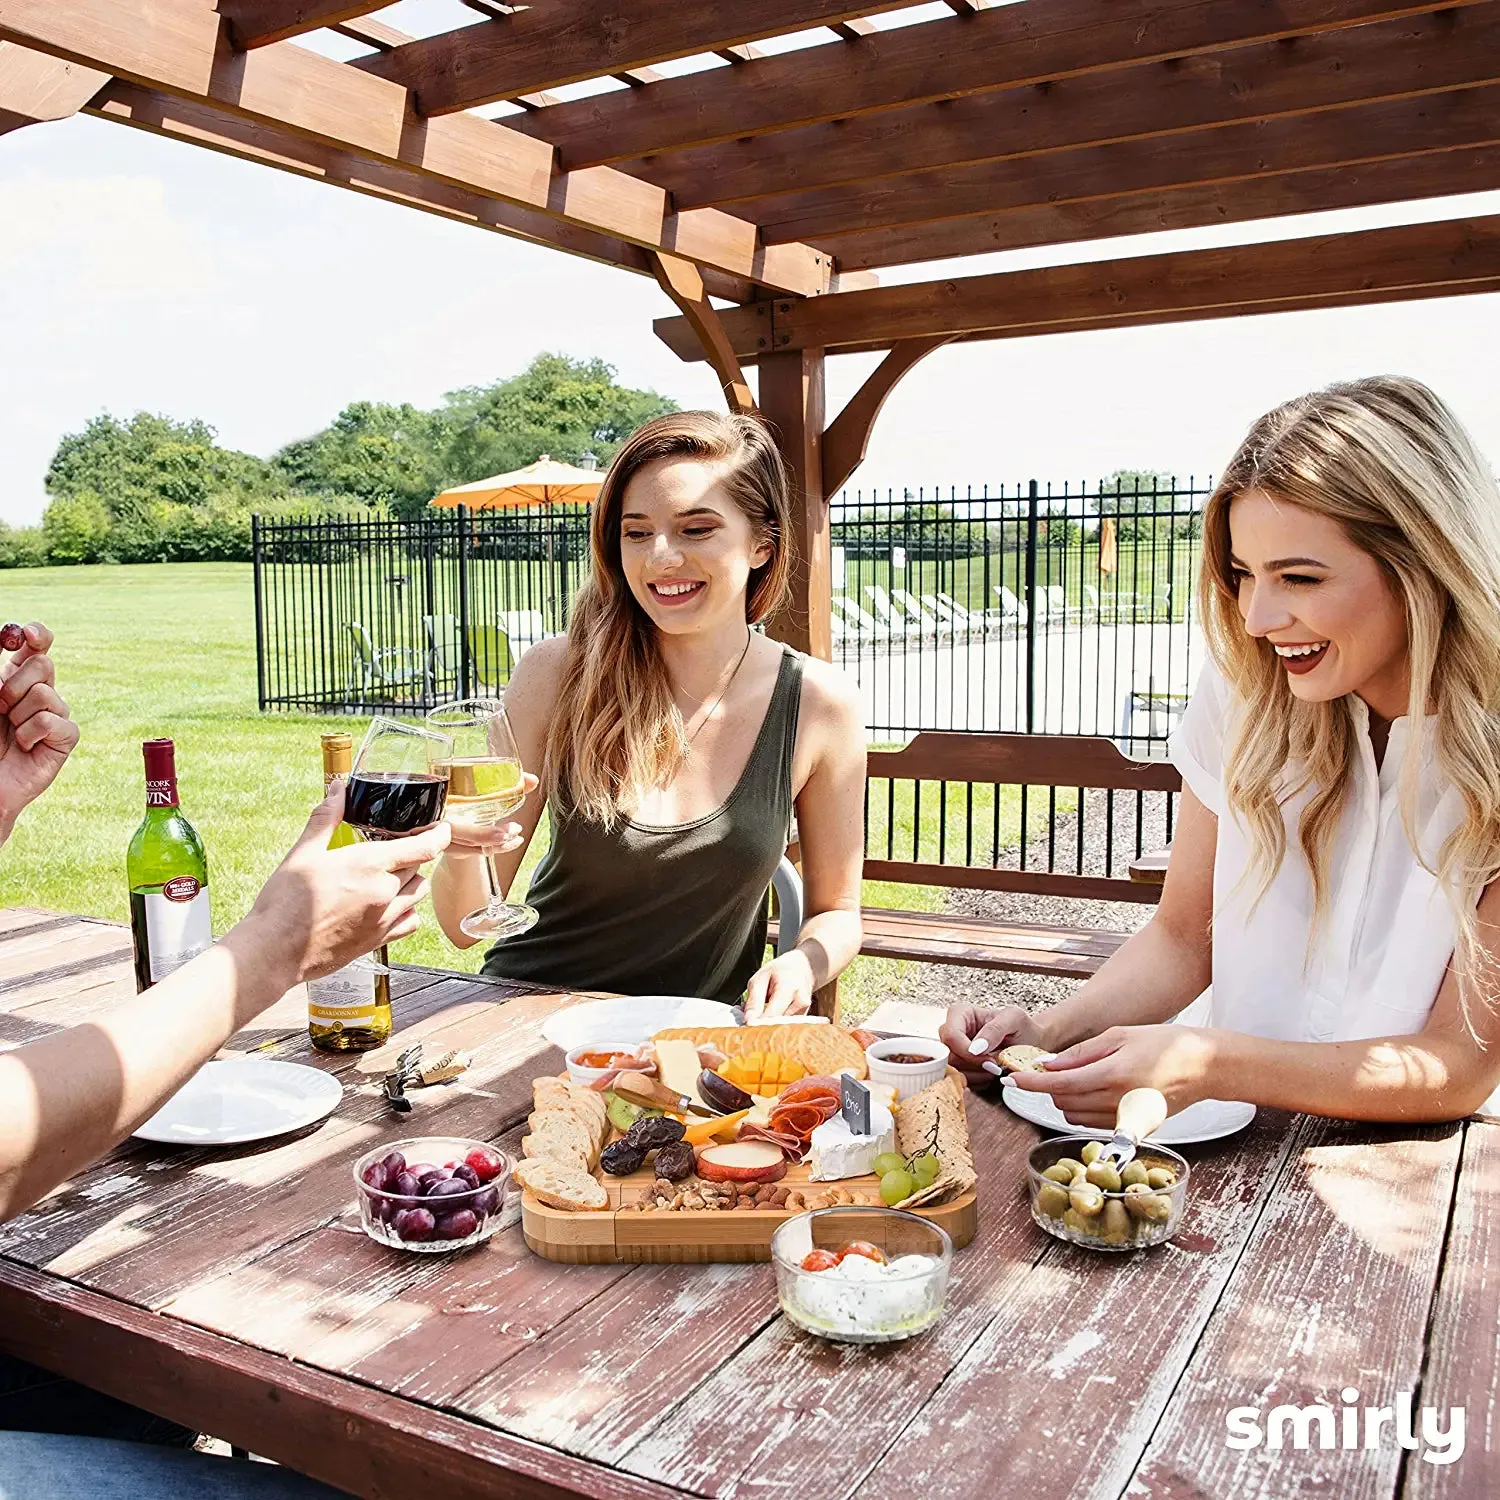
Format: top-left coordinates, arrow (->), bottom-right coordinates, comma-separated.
695,1141 -> 788,1184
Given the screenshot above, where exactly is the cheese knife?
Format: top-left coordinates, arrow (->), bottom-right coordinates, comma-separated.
611,1070 -> 718,1118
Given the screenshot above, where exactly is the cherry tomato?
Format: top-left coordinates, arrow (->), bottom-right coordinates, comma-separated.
800,1249 -> 839,1272
836,1241 -> 888,1266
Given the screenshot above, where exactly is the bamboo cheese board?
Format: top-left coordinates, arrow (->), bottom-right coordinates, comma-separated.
520,1069 -> 979,1265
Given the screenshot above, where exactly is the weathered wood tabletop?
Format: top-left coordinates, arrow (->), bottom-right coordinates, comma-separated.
0,906 -> 1494,1500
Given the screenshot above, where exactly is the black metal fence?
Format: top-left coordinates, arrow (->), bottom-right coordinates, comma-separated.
252,476 -> 1208,746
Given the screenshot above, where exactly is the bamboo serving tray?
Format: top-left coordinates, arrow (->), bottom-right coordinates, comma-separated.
520,1070 -> 979,1265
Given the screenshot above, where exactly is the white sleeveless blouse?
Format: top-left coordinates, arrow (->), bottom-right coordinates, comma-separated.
1168,663 -> 1465,1042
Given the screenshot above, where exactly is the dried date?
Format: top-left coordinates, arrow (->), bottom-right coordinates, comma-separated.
625,1116 -> 687,1151
600,1140 -> 647,1176
653,1141 -> 696,1181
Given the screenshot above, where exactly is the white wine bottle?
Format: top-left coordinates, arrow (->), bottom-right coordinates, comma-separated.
307,732 -> 393,1053
127,739 -> 211,992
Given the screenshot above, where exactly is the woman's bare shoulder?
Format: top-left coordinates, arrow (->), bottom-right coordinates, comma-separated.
795,651 -> 865,734
504,634 -> 570,720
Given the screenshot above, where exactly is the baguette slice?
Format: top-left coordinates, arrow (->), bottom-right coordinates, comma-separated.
513,1157 -> 608,1212
523,1111 -> 597,1169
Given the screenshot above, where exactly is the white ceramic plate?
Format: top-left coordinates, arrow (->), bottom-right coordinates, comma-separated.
540,995 -> 738,1052
1000,1084 -> 1256,1145
133,1058 -> 344,1145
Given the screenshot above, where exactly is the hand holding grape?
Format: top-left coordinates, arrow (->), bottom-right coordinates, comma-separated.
0,622 -> 80,844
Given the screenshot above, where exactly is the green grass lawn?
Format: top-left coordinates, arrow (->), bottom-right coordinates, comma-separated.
0,562 -> 1063,1021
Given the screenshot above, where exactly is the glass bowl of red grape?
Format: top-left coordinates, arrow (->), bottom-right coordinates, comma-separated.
354,1137 -> 510,1252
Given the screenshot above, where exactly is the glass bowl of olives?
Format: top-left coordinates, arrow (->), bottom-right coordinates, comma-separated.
1026,1136 -> 1189,1252
354,1137 -> 509,1252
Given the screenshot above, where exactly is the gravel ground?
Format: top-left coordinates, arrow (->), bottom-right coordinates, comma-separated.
902,787 -> 1171,1017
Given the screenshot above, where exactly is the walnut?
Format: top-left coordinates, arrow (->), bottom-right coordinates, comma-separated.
681,1191 -> 705,1211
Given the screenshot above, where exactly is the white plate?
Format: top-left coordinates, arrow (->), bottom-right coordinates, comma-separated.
133,1059 -> 344,1145
540,995 -> 738,1052
1001,1084 -> 1256,1145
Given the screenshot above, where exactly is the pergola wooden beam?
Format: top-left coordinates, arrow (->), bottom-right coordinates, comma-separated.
0,38 -> 106,133
219,2 -> 392,51
637,4 -> 1500,208
359,1 -> 924,117
0,1 -> 832,297
648,252 -> 756,414
818,145 -> 1500,270
750,85 -> 1500,244
821,336 -> 951,496
509,0 -> 1477,170
656,214 -> 1500,357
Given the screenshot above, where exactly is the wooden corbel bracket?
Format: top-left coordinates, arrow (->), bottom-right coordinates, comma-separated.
650,252 -> 758,415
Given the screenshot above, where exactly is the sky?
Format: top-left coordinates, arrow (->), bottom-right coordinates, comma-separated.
3,101 -> 1500,527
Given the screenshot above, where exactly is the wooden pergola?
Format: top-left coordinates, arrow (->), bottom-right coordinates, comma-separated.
4,1 -> 1499,656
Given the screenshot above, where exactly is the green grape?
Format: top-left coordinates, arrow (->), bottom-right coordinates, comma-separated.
872,1152 -> 905,1178
880,1169 -> 916,1206
912,1153 -> 941,1187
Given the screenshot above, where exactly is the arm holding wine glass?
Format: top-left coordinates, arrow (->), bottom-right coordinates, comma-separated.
0,783 -> 450,1223
0,621 -> 80,847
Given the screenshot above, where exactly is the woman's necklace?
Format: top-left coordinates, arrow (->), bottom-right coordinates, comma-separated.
682,629 -> 753,750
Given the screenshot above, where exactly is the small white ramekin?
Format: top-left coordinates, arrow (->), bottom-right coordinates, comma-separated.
865,1037 -> 951,1100
564,1042 -> 641,1087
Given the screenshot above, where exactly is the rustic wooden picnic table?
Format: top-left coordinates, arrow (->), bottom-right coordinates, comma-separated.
0,905 -> 1495,1500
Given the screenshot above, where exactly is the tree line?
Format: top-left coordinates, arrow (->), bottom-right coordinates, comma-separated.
2,353 -> 678,568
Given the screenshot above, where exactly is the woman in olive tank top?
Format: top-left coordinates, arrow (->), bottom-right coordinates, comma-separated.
430,412 -> 867,1017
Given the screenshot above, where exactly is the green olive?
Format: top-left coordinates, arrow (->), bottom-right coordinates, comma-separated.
1061,1208 -> 1096,1237
1042,1163 -> 1076,1185
1080,1140 -> 1104,1166
1120,1161 -> 1150,1188
1069,1184 -> 1104,1217
1085,1160 -> 1122,1193
1100,1200 -> 1132,1245
1124,1183 -> 1171,1223
1146,1167 -> 1178,1191
1035,1182 -> 1070,1219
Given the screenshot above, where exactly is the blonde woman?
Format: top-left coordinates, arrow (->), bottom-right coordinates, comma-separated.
431,412 -> 865,1018
943,376 -> 1500,1125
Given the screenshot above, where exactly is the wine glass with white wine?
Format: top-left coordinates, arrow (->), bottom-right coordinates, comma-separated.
425,697 -> 538,941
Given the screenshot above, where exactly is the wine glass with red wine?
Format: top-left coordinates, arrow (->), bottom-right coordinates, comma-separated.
347,717 -> 454,840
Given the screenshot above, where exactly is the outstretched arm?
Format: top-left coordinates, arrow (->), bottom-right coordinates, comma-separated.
0,788 -> 451,1222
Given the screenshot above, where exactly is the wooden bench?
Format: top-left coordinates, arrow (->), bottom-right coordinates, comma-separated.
774,732 -> 1180,1002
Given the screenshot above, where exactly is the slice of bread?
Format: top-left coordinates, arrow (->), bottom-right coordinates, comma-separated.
524,1111 -> 597,1169
514,1157 -> 608,1212
521,1133 -> 590,1171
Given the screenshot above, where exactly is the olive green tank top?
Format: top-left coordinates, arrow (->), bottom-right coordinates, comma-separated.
483,647 -> 803,1003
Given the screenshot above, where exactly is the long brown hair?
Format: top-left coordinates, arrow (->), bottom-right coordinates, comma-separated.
545,411 -> 794,825
1200,376 -> 1500,1006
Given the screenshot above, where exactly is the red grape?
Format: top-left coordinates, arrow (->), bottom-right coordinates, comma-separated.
0,624 -> 23,652
434,1209 -> 478,1240
405,1163 -> 438,1180
471,1187 -> 500,1216
416,1170 -> 445,1193
465,1148 -> 504,1184
379,1151 -> 406,1179
426,1178 -> 474,1202
451,1164 -> 481,1189
360,1162 -> 389,1192
393,1207 -> 435,1242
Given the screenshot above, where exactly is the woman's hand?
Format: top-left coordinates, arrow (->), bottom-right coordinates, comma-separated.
939,1004 -> 1052,1081
1009,1024 -> 1221,1128
0,623 -> 79,843
443,772 -> 540,857
235,782 -> 452,986
745,949 -> 816,1022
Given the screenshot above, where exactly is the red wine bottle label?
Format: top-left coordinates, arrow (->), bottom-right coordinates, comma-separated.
140,884 -> 211,981
308,964 -> 378,1024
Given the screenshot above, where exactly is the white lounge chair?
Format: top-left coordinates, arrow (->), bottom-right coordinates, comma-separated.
831,595 -> 891,642
922,593 -> 978,636
497,609 -> 561,657
891,587 -> 949,637
863,585 -> 926,638
992,585 -> 1028,629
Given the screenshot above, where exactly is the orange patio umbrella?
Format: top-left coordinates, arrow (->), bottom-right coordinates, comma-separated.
428,455 -> 604,509
1099,515 -> 1119,576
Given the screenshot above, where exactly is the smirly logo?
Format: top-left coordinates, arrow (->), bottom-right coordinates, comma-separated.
1226,1390 -> 1464,1465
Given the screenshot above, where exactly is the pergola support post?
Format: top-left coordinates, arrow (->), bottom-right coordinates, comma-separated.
758,347 -> 830,663
649,252 -> 756,415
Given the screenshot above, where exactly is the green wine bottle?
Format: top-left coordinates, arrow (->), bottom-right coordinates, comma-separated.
307,732 -> 393,1053
127,739 -> 211,992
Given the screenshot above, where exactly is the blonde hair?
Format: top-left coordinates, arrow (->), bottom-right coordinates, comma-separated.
545,411 -> 793,825
1201,376 -> 1500,1009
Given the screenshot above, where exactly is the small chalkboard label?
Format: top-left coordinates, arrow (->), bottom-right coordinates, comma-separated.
841,1074 -> 872,1137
